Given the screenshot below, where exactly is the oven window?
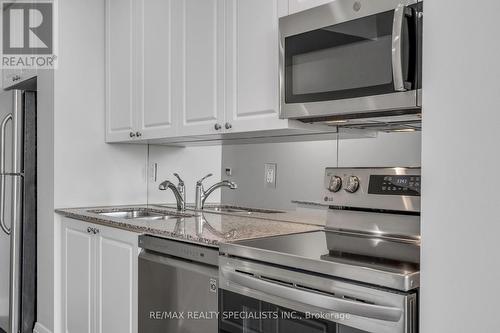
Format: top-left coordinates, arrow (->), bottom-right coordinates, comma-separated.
284,10 -> 405,103
219,290 -> 369,333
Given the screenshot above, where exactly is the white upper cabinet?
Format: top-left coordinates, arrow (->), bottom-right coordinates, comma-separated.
224,0 -> 290,134
105,0 -> 331,143
137,0 -> 177,139
288,0 -> 333,15
176,0 -> 225,136
106,0 -> 178,142
106,0 -> 136,142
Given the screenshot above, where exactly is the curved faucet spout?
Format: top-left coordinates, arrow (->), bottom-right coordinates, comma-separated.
202,181 -> 237,208
159,180 -> 185,211
195,179 -> 238,210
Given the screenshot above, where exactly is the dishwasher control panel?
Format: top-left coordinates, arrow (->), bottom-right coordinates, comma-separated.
139,235 -> 219,266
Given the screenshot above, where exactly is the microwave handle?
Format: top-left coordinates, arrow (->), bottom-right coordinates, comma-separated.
392,4 -> 409,91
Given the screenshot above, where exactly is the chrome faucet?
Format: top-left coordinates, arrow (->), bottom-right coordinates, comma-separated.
159,173 -> 186,211
195,173 -> 237,210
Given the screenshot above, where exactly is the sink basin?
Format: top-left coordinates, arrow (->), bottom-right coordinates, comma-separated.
202,205 -> 285,214
90,208 -> 193,220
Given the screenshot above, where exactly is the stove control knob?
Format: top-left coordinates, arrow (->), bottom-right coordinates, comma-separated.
344,176 -> 360,193
328,176 -> 342,192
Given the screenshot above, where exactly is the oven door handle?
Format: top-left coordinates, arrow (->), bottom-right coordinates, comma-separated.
392,3 -> 408,92
222,269 -> 403,322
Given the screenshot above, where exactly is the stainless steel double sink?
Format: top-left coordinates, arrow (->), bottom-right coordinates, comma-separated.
90,208 -> 194,221
90,205 -> 285,222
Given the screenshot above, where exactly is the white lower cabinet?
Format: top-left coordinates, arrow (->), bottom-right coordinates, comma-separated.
61,217 -> 138,333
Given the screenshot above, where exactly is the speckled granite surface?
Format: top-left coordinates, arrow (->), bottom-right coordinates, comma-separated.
154,202 -> 329,226
55,205 -> 322,248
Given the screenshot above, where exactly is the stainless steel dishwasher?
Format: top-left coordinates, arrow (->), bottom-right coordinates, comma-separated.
138,235 -> 219,333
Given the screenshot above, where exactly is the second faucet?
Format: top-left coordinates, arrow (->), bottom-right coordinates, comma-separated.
158,173 -> 237,211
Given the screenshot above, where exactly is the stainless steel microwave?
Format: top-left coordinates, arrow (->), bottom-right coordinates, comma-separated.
279,0 -> 423,120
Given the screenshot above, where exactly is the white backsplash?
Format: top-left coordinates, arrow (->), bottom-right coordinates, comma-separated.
220,132 -> 422,210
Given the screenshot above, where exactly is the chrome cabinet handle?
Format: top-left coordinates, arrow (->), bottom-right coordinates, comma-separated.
0,114 -> 12,235
87,227 -> 100,234
214,123 -> 222,131
392,4 -> 411,91
225,123 -> 232,130
129,131 -> 136,138
136,131 -> 142,137
222,269 -> 403,323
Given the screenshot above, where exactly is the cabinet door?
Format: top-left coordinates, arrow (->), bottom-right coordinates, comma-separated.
136,0 -> 177,139
96,225 -> 138,333
176,0 -> 225,136
105,0 -> 136,142
2,69 -> 37,89
225,0 -> 289,133
288,0 -> 332,15
62,219 -> 95,333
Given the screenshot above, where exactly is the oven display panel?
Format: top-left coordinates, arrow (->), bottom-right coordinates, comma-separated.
368,175 -> 420,196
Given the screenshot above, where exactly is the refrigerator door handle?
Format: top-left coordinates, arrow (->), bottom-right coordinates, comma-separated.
0,113 -> 12,235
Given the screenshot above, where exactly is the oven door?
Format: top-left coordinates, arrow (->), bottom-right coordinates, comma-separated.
219,257 -> 417,333
279,0 -> 422,119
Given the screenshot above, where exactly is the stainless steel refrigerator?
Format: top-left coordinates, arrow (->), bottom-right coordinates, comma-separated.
0,88 -> 37,333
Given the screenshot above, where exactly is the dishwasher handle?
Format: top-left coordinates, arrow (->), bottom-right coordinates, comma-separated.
221,268 -> 403,323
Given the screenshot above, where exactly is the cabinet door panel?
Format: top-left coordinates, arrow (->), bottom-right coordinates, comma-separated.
97,228 -> 138,333
106,0 -> 135,142
225,0 -> 288,133
63,222 -> 94,333
139,0 -> 177,139
177,0 -> 225,136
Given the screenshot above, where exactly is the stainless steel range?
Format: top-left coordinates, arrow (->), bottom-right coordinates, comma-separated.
219,167 -> 420,333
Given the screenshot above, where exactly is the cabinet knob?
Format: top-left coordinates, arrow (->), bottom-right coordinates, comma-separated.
87,227 -> 93,234
136,131 -> 142,137
225,123 -> 232,130
129,132 -> 136,138
94,229 -> 100,234
214,123 -> 222,131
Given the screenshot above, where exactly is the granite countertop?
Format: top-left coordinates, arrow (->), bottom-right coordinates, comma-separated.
154,202 -> 329,226
55,205 -> 322,248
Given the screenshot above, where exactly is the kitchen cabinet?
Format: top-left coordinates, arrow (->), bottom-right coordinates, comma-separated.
105,0 -> 136,142
176,0 -> 225,137
61,217 -> 138,333
224,0 -> 290,134
106,0 -> 332,143
106,0 -> 178,142
2,69 -> 37,90
288,0 -> 332,15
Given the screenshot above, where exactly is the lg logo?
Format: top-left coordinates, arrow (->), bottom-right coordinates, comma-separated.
2,2 -> 53,54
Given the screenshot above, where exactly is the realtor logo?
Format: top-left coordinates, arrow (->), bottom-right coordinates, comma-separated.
1,1 -> 57,69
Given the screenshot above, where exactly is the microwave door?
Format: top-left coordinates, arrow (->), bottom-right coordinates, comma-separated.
280,0 -> 421,119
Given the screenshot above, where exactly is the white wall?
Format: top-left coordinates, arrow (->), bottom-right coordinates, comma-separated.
421,0 -> 500,331
37,0 -> 149,331
147,145 -> 222,205
221,132 -> 422,210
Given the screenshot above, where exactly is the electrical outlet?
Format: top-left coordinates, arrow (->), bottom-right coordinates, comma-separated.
150,163 -> 158,182
265,163 -> 277,188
